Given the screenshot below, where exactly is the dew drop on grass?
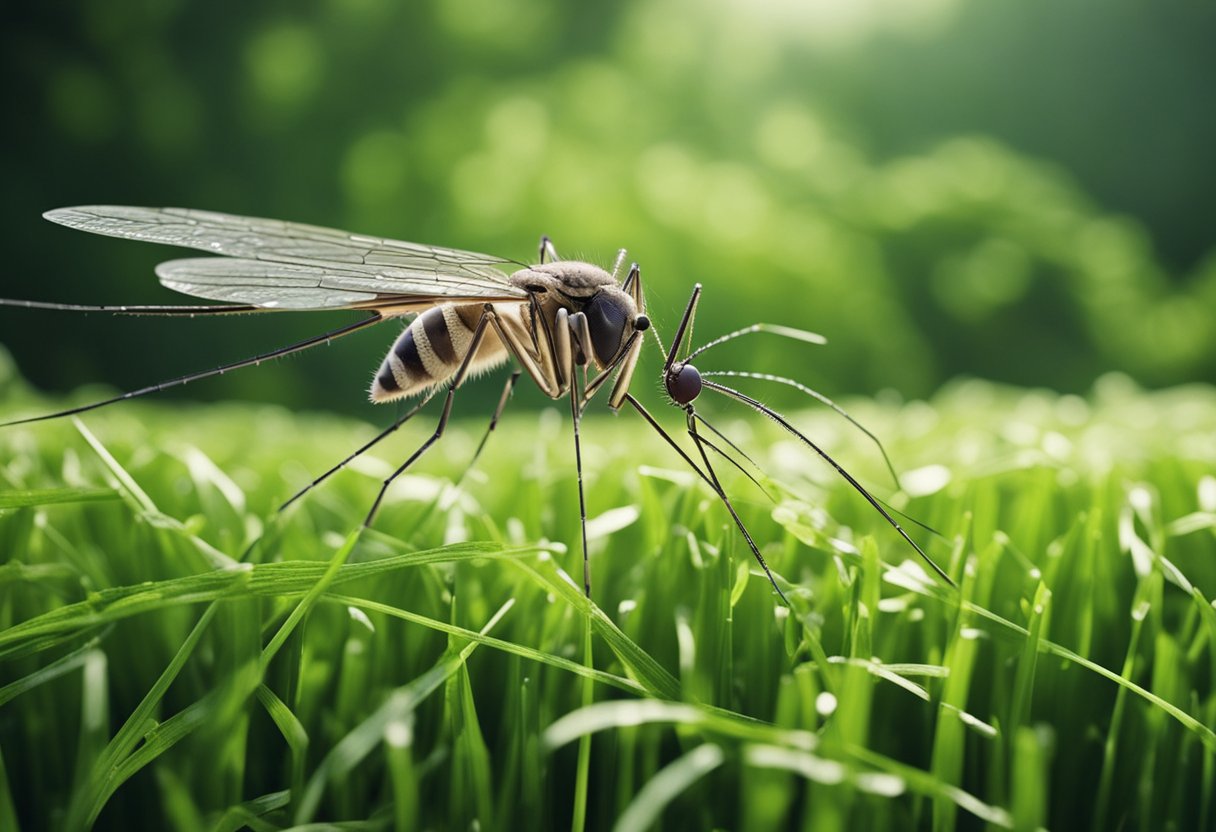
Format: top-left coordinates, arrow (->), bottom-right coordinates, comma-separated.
900,464 -> 951,497
1129,485 -> 1153,513
855,772 -> 906,797
1042,431 -> 1072,460
1198,475 -> 1216,512
347,606 -> 375,632
815,691 -> 837,717
384,717 -> 413,748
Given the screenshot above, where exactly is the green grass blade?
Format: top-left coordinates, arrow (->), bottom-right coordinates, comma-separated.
612,743 -> 725,832
0,487 -> 118,510
65,600 -> 225,831
0,630 -> 108,707
293,599 -> 512,825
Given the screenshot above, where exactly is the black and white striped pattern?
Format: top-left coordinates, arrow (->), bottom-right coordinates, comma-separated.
370,303 -> 508,402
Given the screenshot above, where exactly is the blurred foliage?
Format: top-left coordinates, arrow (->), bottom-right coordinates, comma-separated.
1,0 -> 1214,419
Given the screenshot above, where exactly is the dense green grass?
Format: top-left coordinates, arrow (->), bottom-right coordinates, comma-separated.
1,357 -> 1214,831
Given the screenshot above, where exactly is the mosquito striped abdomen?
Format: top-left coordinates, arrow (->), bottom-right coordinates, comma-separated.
370,303 -> 508,402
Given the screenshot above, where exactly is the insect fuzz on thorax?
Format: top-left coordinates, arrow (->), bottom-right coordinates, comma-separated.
370,261 -> 645,404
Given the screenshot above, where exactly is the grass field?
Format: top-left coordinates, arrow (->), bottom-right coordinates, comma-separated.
1,353 -> 1214,831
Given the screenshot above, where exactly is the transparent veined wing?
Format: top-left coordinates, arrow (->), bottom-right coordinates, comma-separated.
44,205 -> 530,311
154,258 -> 523,311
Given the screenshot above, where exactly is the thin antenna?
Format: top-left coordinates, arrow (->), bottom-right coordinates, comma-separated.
684,322 -> 826,363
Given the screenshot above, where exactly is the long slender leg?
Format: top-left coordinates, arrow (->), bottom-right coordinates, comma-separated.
569,372 -> 592,596
702,379 -> 956,587
622,393 -> 791,605
363,311 -> 496,527
0,298 -> 268,316
2,313 -> 384,428
486,309 -> 562,398
685,408 -> 790,605
279,388 -> 440,511
454,370 -> 521,489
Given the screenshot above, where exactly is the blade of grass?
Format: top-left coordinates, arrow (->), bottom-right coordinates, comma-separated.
211,790 -> 290,832
0,487 -> 118,510
571,618 -> 594,832
0,740 -> 19,832
612,743 -> 725,832
254,684 -> 308,811
510,557 -> 682,701
293,599 -> 513,825
0,541 -> 550,656
64,600 -> 226,831
0,629 -> 109,707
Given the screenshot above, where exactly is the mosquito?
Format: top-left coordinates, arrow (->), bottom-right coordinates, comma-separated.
1,206 -> 954,602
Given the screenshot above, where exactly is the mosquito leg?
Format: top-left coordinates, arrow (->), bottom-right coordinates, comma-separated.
363,311 -> 494,528
454,370 -> 521,489
279,388 -> 440,512
2,313 -> 385,428
569,373 -> 592,597
0,298 -> 268,316
702,379 -> 956,588
685,409 -> 790,604
622,394 -> 791,605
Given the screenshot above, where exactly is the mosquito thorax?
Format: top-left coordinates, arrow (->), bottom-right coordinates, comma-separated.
509,262 -> 644,369
665,362 -> 702,405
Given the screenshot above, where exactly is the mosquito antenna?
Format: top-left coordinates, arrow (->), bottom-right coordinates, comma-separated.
622,393 -> 791,605
684,322 -> 826,363
700,370 -> 900,489
702,379 -> 956,588
1,313 -> 384,428
0,298 -> 271,316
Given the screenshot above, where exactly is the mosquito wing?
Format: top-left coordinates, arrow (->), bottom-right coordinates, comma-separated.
44,205 -> 530,311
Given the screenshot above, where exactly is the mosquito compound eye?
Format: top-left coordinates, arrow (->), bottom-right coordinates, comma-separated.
584,291 -> 629,364
665,362 -> 702,405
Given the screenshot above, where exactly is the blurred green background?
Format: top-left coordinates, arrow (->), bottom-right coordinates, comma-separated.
2,0 -> 1214,419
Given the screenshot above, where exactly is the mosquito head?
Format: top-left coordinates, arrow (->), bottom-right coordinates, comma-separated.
665,362 -> 702,405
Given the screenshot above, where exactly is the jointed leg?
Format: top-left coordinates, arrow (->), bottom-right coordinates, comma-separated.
279,388 -> 439,511
454,370 -> 521,489
569,373 -> 592,596
623,393 -> 791,605
685,408 -> 789,605
364,312 -> 495,527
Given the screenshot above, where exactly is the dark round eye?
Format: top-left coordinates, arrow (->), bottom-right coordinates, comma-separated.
634,315 -> 650,331
584,292 -> 629,364
665,363 -> 702,405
